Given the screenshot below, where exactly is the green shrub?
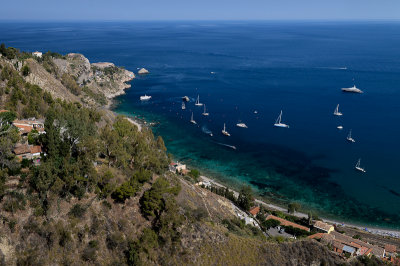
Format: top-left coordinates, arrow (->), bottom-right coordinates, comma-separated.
21,65 -> 30,76
68,204 -> 86,218
111,181 -> 138,203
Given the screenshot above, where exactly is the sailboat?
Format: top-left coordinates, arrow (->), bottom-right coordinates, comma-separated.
195,95 -> 203,106
202,104 -> 209,116
182,102 -> 186,110
333,104 -> 343,116
355,158 -> 366,173
190,112 -> 196,124
274,110 -> 289,128
346,129 -> 355,143
222,123 -> 230,136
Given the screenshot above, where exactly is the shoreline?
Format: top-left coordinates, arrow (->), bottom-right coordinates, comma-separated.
199,175 -> 400,239
108,68 -> 400,239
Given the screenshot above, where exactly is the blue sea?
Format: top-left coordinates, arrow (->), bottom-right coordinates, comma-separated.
1,21 -> 400,229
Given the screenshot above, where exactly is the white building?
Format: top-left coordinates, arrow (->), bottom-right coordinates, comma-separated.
32,51 -> 42,58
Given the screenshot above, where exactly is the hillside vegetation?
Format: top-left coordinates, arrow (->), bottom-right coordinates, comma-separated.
0,44 -> 350,265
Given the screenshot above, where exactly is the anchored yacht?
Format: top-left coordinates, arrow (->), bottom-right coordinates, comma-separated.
195,95 -> 203,106
140,95 -> 151,101
222,123 -> 230,136
236,123 -> 248,128
355,158 -> 366,173
347,129 -> 355,143
190,112 -> 196,124
202,104 -> 209,116
274,110 -> 289,128
333,104 -> 343,116
342,85 -> 363,93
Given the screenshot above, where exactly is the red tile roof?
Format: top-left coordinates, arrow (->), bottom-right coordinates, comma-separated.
385,244 -> 397,253
308,233 -> 325,239
266,215 -> 310,232
14,124 -> 33,133
13,144 -> 31,155
249,206 -> 260,216
30,146 -> 42,154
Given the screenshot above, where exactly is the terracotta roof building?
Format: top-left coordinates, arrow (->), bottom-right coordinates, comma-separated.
324,231 -> 386,258
13,119 -> 45,135
385,244 -> 397,254
249,206 -> 260,216
265,215 -> 310,232
314,221 -> 335,234
13,144 -> 42,163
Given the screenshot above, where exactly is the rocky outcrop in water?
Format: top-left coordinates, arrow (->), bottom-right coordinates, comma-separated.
138,68 -> 149,74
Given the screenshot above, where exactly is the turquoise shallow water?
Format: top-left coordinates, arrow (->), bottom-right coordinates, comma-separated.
1,21 -> 400,228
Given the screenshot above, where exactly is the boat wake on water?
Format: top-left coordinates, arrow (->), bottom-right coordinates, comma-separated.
201,125 -> 213,136
214,141 -> 237,150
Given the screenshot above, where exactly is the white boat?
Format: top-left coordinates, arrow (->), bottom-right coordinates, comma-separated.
182,96 -> 190,102
274,110 -> 289,128
190,112 -> 196,124
182,102 -> 186,110
195,95 -> 203,106
236,122 -> 248,128
222,123 -> 230,136
333,104 -> 343,116
355,158 -> 366,173
254,110 -> 258,114
346,129 -> 355,143
140,95 -> 151,101
337,126 -> 343,130
342,85 -> 363,93
202,104 -> 209,116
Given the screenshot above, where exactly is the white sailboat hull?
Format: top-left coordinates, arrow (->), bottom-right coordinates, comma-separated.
202,113 -> 209,116
236,123 -> 248,128
355,167 -> 366,173
190,120 -> 197,124
222,131 -> 230,136
274,123 -> 289,128
347,138 -> 355,143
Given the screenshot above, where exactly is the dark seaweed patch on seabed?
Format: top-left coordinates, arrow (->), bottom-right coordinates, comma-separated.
244,142 -> 400,227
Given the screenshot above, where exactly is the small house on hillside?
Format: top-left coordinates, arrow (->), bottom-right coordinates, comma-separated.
13,118 -> 45,135
313,221 -> 335,234
169,161 -> 187,174
13,144 -> 42,164
32,51 -> 42,58
249,206 -> 260,216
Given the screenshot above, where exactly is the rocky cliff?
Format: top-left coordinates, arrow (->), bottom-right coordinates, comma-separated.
20,52 -> 134,107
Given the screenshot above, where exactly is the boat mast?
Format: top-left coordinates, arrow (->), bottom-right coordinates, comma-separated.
276,111 -> 282,124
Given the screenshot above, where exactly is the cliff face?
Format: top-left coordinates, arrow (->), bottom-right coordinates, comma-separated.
19,53 -> 134,107
24,58 -> 81,102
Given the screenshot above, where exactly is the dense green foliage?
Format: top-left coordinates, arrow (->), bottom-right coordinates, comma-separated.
288,202 -> 301,214
237,185 -> 254,211
262,219 -> 281,229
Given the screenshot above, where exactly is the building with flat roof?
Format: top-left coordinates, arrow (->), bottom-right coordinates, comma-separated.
32,51 -> 42,58
314,221 -> 335,234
